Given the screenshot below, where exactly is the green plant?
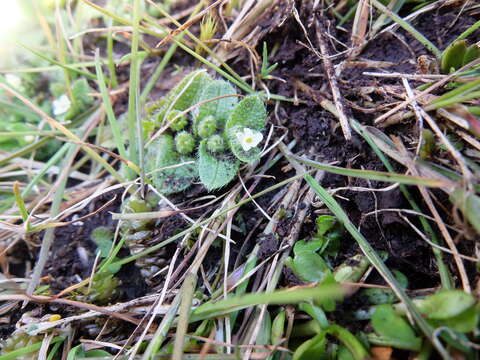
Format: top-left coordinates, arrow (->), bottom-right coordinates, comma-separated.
285,215 -> 345,284
259,42 -> 278,80
0,331 -> 44,360
75,271 -> 121,304
120,196 -> 168,284
195,14 -> 217,56
145,70 -> 267,192
441,40 -> 480,74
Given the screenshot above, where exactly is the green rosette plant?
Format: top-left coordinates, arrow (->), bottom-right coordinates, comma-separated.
144,70 -> 267,193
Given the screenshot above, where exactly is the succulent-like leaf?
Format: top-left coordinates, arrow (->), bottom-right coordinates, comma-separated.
195,79 -> 238,126
146,134 -> 197,194
441,40 -> 468,73
431,306 -> 478,333
293,239 -> 324,255
149,70 -> 213,126
290,252 -> 330,283
333,254 -> 370,283
316,215 -> 337,236
464,44 -> 480,66
292,332 -> 327,360
198,140 -> 239,191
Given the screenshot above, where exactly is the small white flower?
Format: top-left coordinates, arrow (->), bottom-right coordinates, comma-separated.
235,127 -> 263,151
24,135 -> 35,143
52,94 -> 71,116
5,74 -> 21,89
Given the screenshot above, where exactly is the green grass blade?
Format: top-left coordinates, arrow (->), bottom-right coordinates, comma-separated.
19,43 -> 97,80
25,144 -> 77,296
21,143 -> 70,198
445,20 -> 480,52
351,119 -> 453,289
292,154 -> 448,187
0,336 -> 64,360
0,137 -> 50,167
190,284 -> 343,322
94,50 -> 128,160
126,0 -> 142,175
370,0 -> 441,57
281,145 -> 452,359
301,173 -> 442,352
429,90 -> 480,109
13,182 -> 29,222
106,18 -> 118,88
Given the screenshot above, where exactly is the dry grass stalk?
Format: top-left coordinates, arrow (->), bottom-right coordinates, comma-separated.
315,20 -> 352,141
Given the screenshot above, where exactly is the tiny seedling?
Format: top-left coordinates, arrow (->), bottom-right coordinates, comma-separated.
285,215 -> 344,284
144,70 -> 267,193
259,42 -> 278,80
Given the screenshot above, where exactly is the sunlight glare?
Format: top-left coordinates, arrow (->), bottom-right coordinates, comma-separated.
0,1 -> 24,37
0,1 -> 27,66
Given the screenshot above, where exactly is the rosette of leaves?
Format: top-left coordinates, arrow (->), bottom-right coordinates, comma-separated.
144,70 -> 267,193
120,196 -> 168,284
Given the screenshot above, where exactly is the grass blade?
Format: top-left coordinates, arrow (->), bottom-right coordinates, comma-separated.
291,154 -> 448,187
351,119 -> 454,289
94,50 -> 128,161
190,283 -> 343,322
280,143 -> 452,360
370,0 -> 441,57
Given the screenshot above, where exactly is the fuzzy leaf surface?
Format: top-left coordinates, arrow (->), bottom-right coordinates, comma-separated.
146,134 -> 197,194
198,140 -> 239,191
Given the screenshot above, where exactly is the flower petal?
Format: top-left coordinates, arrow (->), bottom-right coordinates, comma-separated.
251,131 -> 263,147
53,94 -> 71,116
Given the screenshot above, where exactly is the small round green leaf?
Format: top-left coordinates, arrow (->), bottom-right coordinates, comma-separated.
198,140 -> 239,191
195,80 -> 238,126
146,134 -> 197,194
226,94 -> 266,131
418,290 -> 475,320
371,304 -> 422,351
293,252 -> 330,283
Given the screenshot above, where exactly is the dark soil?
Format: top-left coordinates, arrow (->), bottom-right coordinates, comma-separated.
3,0 -> 478,354
46,0 -> 476,317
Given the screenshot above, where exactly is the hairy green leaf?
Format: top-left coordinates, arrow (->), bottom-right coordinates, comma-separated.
146,134 -> 197,194
197,140 -> 238,191
195,79 -> 238,126
149,70 -> 213,125
226,94 -> 266,130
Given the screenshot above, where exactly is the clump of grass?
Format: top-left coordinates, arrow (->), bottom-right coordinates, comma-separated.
195,14 -> 217,56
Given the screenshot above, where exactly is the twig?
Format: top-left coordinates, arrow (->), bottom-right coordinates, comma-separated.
375,57 -> 480,124
315,20 -> 352,140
